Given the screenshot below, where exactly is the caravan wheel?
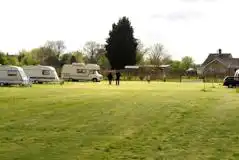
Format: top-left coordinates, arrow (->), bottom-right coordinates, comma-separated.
92,78 -> 97,82
0,83 -> 4,86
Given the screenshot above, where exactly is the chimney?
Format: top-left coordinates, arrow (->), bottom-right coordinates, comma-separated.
218,48 -> 222,55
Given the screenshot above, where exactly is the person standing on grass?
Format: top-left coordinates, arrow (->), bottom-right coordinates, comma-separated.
116,71 -> 121,86
163,73 -> 166,82
146,74 -> 151,83
107,71 -> 113,85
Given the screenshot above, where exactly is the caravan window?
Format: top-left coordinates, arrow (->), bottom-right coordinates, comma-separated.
42,70 -> 50,75
77,69 -> 87,74
89,70 -> 95,74
8,70 -> 17,76
89,70 -> 98,74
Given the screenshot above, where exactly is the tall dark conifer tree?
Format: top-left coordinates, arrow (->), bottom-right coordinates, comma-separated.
105,17 -> 138,69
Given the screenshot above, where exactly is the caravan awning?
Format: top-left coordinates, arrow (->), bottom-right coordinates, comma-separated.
125,66 -> 140,69
139,65 -> 170,68
124,65 -> 170,69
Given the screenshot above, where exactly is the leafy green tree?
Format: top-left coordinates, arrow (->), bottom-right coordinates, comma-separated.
43,55 -> 61,68
105,17 -> 138,69
61,51 -> 85,64
18,50 -> 28,63
95,46 -> 106,63
30,48 -> 43,61
18,49 -> 39,66
36,47 -> 59,65
70,55 -> 77,64
170,60 -> 184,74
21,53 -> 39,65
83,55 -> 89,64
60,53 -> 72,65
7,56 -> 18,65
180,56 -> 194,70
18,46 -> 60,66
73,51 -> 84,63
0,52 -> 8,65
97,54 -> 111,70
136,53 -> 144,65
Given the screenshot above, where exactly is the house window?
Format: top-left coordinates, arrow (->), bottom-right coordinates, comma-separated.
42,70 -> 50,75
8,70 -> 17,76
77,69 -> 86,74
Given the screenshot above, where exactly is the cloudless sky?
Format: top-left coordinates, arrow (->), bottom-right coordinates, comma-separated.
0,0 -> 238,63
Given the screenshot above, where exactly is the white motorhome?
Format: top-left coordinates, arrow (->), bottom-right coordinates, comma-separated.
234,69 -> 239,80
0,65 -> 31,86
61,63 -> 103,82
22,65 -> 60,84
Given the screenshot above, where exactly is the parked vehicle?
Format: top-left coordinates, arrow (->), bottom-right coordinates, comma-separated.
223,76 -> 239,88
234,69 -> 239,79
61,63 -> 103,82
22,65 -> 60,84
0,65 -> 31,86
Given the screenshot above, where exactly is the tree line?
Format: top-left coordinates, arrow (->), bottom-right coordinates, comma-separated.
0,17 -> 196,73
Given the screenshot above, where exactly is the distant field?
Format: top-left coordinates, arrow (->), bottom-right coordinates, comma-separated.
0,82 -> 239,160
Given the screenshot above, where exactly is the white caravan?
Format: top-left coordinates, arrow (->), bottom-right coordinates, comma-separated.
22,65 -> 60,84
61,63 -> 103,82
0,65 -> 31,86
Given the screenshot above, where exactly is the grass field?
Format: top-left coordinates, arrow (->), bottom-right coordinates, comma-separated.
0,81 -> 239,160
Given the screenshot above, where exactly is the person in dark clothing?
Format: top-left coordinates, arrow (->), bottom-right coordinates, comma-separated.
146,74 -> 151,83
116,71 -> 121,86
107,72 -> 113,85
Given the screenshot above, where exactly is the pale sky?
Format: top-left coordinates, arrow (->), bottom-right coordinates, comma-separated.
0,0 -> 238,64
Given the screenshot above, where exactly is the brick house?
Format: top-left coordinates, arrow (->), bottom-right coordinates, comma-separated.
198,49 -> 239,77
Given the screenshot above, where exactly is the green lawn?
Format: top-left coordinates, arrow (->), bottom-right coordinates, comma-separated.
0,82 -> 239,160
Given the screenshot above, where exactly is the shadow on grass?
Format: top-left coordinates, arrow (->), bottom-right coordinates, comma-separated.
236,87 -> 239,93
0,85 -> 32,88
200,88 -> 213,92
